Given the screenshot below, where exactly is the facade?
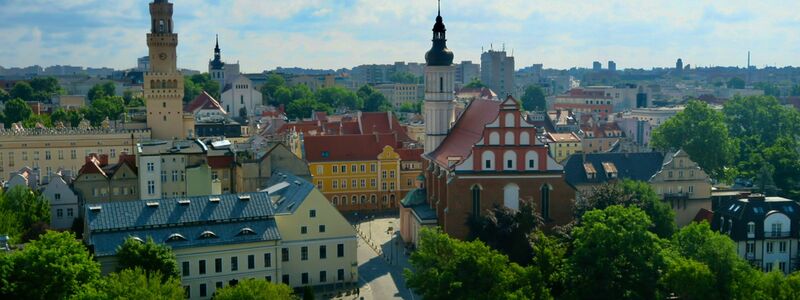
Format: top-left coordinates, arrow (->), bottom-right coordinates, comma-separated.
712,194 -> 800,274
544,132 -> 582,163
579,117 -> 623,153
374,83 -> 421,109
480,50 -> 515,98
423,9 -> 456,155
649,150 -> 712,227
144,0 -> 195,140
455,60 -> 480,85
402,97 -> 575,243
73,154 -> 140,204
234,143 -> 312,194
0,127 -> 150,182
553,88 -> 614,117
41,173 -> 79,229
219,75 -> 263,118
85,173 -> 357,299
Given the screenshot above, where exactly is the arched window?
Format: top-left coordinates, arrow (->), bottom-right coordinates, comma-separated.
165,233 -> 187,242
520,132 -> 530,145
237,228 -> 256,236
471,185 -> 481,219
351,195 -> 357,205
332,196 -> 338,206
162,102 -> 166,108
541,185 -> 551,220
482,151 -> 495,170
199,231 -> 217,239
505,113 -> 515,127
158,20 -> 165,33
390,194 -> 396,205
489,132 -> 500,145
503,183 -> 520,210
370,195 -> 377,204
505,132 -> 515,145
503,151 -> 516,170
525,151 -> 538,170
360,195 -> 366,204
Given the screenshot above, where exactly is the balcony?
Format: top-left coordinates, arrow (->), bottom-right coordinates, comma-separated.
765,231 -> 791,238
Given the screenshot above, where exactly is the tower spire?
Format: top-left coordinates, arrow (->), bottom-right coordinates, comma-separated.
215,34 -> 219,50
438,0 -> 441,17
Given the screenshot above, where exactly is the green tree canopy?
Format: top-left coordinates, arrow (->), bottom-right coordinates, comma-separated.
468,201 -> 542,265
315,86 -> 361,110
0,231 -> 100,300
50,108 -> 69,126
29,77 -> 62,102
357,85 -> 391,112
651,100 -> 735,179
10,82 -> 34,102
183,73 -> 220,103
0,186 -> 50,242
577,180 -> 675,238
568,205 -> 665,299
87,82 -> 116,102
72,268 -> 184,300
0,88 -> 10,102
261,73 -> 287,105
463,79 -> 487,89
116,237 -> 180,280
286,97 -> 333,120
727,77 -> 745,89
521,85 -> 547,111
390,72 -> 421,84
213,278 -> 296,300
3,98 -> 33,125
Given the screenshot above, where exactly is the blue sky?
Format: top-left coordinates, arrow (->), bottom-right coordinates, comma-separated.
1,0 -> 799,72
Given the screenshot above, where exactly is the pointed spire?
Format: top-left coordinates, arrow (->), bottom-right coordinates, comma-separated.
438,0 -> 441,17
215,34 -> 220,52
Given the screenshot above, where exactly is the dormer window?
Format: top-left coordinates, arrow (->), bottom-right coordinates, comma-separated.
583,163 -> 597,179
165,233 -> 187,242
199,231 -> 217,239
602,162 -> 618,179
237,228 -> 256,236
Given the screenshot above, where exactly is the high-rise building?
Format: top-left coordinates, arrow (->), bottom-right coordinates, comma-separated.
676,58 -> 684,72
455,60 -> 480,85
423,5 -> 456,154
480,50 -> 515,98
608,60 -> 616,72
136,56 -> 150,72
144,0 -> 195,140
592,61 -> 602,71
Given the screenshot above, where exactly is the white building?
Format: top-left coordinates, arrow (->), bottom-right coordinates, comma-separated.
219,76 -> 263,118
423,10 -> 456,154
41,173 -> 79,230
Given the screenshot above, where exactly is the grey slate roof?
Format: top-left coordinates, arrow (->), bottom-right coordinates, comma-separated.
87,193 -> 274,231
263,170 -> 315,215
712,196 -> 800,241
563,152 -> 665,187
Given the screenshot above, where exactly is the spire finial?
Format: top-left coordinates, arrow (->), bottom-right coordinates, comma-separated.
438,0 -> 441,16
215,34 -> 219,48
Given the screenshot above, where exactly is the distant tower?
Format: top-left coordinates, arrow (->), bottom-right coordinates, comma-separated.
592,61 -> 602,71
608,60 -> 617,72
424,0 -> 456,154
209,35 -> 225,88
144,0 -> 193,139
676,58 -> 683,71
636,85 -> 648,108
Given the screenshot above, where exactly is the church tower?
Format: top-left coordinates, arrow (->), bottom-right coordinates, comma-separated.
209,35 -> 226,88
144,0 -> 193,140
424,1 -> 456,154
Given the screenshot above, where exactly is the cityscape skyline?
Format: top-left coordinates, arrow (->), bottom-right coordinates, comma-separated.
1,0 -> 800,72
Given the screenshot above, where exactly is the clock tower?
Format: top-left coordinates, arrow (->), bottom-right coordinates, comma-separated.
144,0 -> 194,140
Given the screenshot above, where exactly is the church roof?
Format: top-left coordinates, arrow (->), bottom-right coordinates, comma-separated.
184,91 -> 226,114
425,99 -> 501,166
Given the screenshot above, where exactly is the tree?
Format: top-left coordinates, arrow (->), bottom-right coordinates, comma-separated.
753,82 -> 781,97
22,114 -> 52,128
50,108 -> 69,126
87,82 -> 116,102
390,72 -> 421,84
529,231 -> 567,298
66,110 -> 84,127
727,77 -> 745,89
273,86 -> 294,108
72,268 -> 184,300
651,100 -> 735,179
468,201 -> 542,265
791,84 -> 800,97
577,180 -> 675,238
357,84 -> 391,112
213,278 -> 296,300
404,228 -> 539,300
660,252 -> 715,300
29,77 -> 61,102
669,222 -> 755,299
286,97 -> 332,120
463,79 -> 486,89
568,206 -> 665,299
261,73 -> 286,105
0,88 -> 9,102
0,186 -> 51,241
82,95 -> 125,125
116,237 -> 180,280
3,98 -> 33,125
10,82 -> 34,102
315,86 -> 361,110
0,231 -> 100,300
521,85 -> 547,111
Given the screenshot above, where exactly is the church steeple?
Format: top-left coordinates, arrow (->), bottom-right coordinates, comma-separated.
210,34 -> 224,70
426,0 -> 454,66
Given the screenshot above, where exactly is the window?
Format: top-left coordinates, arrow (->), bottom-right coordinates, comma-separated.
320,245 -> 327,259
301,246 -> 308,261
352,180 -> 357,188
199,260 -> 206,275
338,269 -> 345,281
746,242 -> 755,255
482,151 -> 495,170
503,183 -> 520,210
317,180 -> 323,189
264,253 -> 272,268
772,223 -> 783,236
71,150 -> 77,159
747,222 -> 755,237
248,255 -> 255,269
320,271 -> 327,283
56,209 -> 63,218
265,276 -> 271,282
332,196 -> 338,206
767,242 -> 775,254
489,132 -> 500,145
371,195 -> 377,204
390,170 -> 395,178
541,185 -> 551,220
351,165 -> 357,172
371,179 -> 376,187
766,262 -> 774,272
45,151 -> 51,160
370,164 -> 376,172
161,171 -> 167,182
337,244 -> 344,257
310,210 -> 316,218
340,165 -> 346,173
172,170 -> 178,182
780,262 -> 787,273
230,257 -> 238,271
215,258 -> 222,273
382,171 -> 387,179
780,241 -> 787,253
67,208 -> 74,217
471,185 -> 481,219
182,261 -> 190,276
199,284 -> 207,297
341,180 -> 347,189
216,282 -> 223,289
360,164 -> 366,172
319,225 -> 326,233
302,273 -> 309,285
282,248 -> 289,262
147,162 -> 155,172
361,179 -> 366,188
147,181 -> 155,195
504,132 -> 515,145
184,286 -> 190,298
332,165 -> 338,173
332,180 -> 338,189
282,275 -> 290,285
504,151 -> 516,170
301,226 -> 308,234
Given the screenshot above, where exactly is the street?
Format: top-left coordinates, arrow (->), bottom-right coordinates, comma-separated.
354,216 -> 416,300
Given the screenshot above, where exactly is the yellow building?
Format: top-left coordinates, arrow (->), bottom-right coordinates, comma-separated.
544,132 -> 582,163
649,150 -> 712,227
0,126 -> 151,181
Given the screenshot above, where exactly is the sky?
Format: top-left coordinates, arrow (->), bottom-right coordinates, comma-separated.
1,0 -> 800,73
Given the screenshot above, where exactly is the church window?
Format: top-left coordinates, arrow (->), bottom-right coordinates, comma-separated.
505,113 -> 515,127
525,151 -> 538,170
241,95 -> 244,104
503,151 -> 516,170
503,183 -> 520,210
541,185 -> 551,220
471,185 -> 481,219
489,132 -> 500,145
482,151 -> 495,170
439,77 -> 444,92
163,116 -> 167,122
520,132 -> 530,145
505,132 -> 515,145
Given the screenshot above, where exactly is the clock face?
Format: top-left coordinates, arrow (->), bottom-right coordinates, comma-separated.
159,53 -> 168,60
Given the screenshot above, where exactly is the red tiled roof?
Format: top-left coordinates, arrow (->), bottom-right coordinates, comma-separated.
397,148 -> 423,162
184,91 -> 226,114
693,208 -> 714,224
78,156 -> 107,177
427,99 -> 502,166
304,133 -> 403,162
